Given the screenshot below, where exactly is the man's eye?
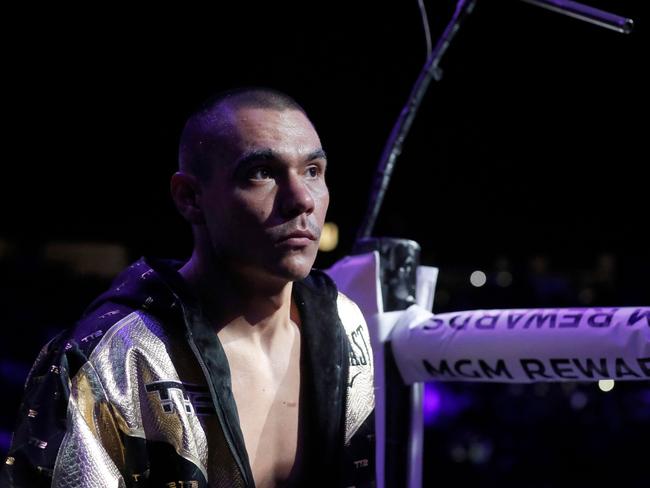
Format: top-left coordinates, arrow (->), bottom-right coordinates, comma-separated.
306,166 -> 320,178
249,167 -> 272,180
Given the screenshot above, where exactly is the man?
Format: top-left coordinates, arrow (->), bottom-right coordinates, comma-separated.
1,88 -> 376,487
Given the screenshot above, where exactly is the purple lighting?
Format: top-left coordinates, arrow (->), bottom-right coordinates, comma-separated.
423,383 -> 477,426
0,430 -> 12,453
0,360 -> 30,387
423,383 -> 442,425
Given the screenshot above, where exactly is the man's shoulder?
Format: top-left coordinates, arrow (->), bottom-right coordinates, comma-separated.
72,308 -> 168,357
334,291 -> 367,331
66,305 -> 141,355
62,255 -> 188,359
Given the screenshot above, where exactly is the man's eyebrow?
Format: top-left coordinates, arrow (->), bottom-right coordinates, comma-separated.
306,148 -> 327,162
234,148 -> 327,169
235,149 -> 277,169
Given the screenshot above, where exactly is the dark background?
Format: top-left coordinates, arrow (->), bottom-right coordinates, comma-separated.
1,1 -> 648,486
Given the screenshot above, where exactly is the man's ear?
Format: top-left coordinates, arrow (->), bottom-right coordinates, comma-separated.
170,171 -> 205,225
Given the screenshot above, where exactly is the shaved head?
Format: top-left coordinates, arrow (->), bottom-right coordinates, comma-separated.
178,87 -> 311,183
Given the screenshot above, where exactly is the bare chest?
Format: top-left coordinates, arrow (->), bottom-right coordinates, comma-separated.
220,329 -> 302,488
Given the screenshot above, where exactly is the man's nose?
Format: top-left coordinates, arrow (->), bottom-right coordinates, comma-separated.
279,173 -> 315,218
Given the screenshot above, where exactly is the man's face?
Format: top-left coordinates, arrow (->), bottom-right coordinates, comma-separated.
199,107 -> 329,283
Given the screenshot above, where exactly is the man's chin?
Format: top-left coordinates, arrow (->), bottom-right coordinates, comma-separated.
273,253 -> 316,282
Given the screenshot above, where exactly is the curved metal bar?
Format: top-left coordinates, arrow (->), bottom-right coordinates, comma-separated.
521,0 -> 634,34
356,0 -> 477,241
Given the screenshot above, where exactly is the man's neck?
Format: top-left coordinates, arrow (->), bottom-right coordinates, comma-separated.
178,252 -> 301,347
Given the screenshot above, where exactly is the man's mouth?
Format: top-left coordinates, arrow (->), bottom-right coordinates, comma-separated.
282,230 -> 316,240
276,229 -> 317,247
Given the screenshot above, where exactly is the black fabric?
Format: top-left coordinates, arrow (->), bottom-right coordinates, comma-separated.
145,439 -> 209,487
0,333 -> 69,488
117,436 -> 210,487
292,272 -> 349,486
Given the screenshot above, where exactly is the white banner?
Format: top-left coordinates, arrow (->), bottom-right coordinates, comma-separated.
392,306 -> 650,383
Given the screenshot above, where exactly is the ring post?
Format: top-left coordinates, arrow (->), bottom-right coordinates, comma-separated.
352,237 -> 422,488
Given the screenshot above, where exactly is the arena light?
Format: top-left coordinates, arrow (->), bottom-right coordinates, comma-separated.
319,222 -> 339,252
422,384 -> 441,425
598,379 -> 615,392
469,270 -> 487,287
